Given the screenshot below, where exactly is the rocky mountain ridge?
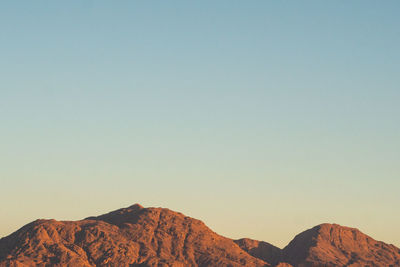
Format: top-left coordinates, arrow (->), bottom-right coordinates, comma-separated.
0,204 -> 399,267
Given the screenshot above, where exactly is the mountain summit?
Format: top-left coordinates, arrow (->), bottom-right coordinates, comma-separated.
282,223 -> 400,267
0,204 -> 399,267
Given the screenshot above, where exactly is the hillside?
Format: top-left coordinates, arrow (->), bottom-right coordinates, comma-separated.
1,204 -> 399,267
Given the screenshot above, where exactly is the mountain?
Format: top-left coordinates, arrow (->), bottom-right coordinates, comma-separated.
0,204 -> 266,267
0,204 -> 399,267
281,223 -> 400,267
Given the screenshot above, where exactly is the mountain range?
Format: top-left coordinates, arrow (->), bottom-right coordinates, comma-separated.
0,204 -> 399,266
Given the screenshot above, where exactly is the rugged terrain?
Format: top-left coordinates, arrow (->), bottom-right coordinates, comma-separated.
0,204 -> 399,267
281,223 -> 400,267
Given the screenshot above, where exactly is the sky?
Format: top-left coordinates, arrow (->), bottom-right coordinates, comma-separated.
1,1 -> 399,248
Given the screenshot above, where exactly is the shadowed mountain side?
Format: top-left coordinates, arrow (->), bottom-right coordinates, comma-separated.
0,204 -> 268,267
234,238 -> 281,265
85,203 -> 145,226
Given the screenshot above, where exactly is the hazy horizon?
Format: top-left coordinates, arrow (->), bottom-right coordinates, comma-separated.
1,1 -> 399,248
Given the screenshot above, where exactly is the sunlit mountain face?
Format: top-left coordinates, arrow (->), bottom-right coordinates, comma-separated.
1,204 -> 399,267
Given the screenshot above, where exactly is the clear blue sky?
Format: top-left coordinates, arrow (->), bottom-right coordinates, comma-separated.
1,1 -> 399,247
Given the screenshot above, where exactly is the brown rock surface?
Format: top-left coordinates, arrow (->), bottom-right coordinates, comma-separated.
234,238 -> 281,265
1,205 -> 400,267
0,204 -> 268,267
282,223 -> 400,267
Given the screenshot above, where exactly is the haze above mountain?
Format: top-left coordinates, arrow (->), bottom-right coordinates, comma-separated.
0,204 -> 399,267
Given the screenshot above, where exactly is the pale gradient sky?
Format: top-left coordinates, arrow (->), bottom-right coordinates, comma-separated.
1,1 -> 399,248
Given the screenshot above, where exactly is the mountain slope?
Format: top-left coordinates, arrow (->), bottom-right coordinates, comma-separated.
234,238 -> 281,266
0,204 -> 267,267
1,205 -> 400,267
282,223 -> 400,267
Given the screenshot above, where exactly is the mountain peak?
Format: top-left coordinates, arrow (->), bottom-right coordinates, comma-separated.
0,204 -> 266,267
85,203 -> 145,226
129,203 -> 144,209
282,223 -> 400,266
